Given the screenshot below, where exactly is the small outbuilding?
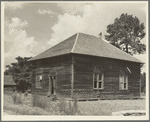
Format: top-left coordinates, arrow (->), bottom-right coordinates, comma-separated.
4,75 -> 16,91
29,33 -> 143,100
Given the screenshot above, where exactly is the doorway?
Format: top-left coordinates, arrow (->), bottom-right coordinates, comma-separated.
49,76 -> 56,95
49,69 -> 56,95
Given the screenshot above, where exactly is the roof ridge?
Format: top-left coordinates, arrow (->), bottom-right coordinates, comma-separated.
71,32 -> 79,53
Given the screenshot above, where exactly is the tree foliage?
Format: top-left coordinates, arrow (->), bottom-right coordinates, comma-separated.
4,56 -> 34,92
105,13 -> 146,55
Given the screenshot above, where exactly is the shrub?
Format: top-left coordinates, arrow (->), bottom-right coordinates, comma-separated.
4,89 -> 14,95
58,98 -> 67,113
73,97 -> 78,113
57,97 -> 80,115
32,94 -> 81,115
24,91 -> 28,97
4,102 -> 50,115
11,93 -> 22,104
32,93 -> 50,109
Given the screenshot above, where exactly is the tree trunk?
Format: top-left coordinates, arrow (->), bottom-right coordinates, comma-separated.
126,44 -> 128,53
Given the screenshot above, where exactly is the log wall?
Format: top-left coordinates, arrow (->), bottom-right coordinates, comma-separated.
31,54 -> 72,98
31,53 -> 141,99
73,54 -> 141,99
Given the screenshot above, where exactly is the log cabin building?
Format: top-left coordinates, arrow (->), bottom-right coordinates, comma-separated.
29,33 -> 143,100
4,75 -> 16,91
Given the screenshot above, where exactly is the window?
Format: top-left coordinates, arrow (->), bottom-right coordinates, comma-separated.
93,67 -> 104,89
119,70 -> 128,90
36,74 -> 42,89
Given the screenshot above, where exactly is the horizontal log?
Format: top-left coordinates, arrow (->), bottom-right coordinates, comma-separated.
74,85 -> 92,89
74,55 -> 93,63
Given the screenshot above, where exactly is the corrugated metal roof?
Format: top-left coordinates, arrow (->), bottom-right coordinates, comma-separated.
29,33 -> 142,63
4,75 -> 16,86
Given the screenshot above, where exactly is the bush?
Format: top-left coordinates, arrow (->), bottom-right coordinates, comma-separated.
4,89 -> 14,95
32,93 -> 50,109
11,93 -> 22,104
32,94 -> 81,115
24,91 -> 28,97
58,98 -> 67,113
58,97 -> 80,115
4,102 -> 50,115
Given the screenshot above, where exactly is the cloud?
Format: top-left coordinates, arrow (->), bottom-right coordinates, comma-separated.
38,9 -> 57,16
57,3 -> 86,15
49,3 -> 147,46
48,13 -> 86,45
6,17 -> 28,35
4,2 -> 26,10
4,17 -> 52,67
48,4 -> 110,46
4,17 -> 38,66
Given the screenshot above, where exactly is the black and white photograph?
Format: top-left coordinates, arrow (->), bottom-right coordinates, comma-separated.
1,1 -> 149,121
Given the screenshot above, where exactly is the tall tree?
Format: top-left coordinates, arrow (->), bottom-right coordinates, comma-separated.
105,13 -> 146,55
4,56 -> 34,92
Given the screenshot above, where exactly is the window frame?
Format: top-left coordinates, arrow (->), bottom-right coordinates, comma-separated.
119,70 -> 128,90
93,67 -> 104,89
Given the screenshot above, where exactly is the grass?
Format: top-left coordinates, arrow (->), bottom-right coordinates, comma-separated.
32,93 -> 50,109
4,102 -> 51,115
3,91 -> 146,116
32,94 -> 80,115
57,97 -> 80,115
78,99 -> 146,115
11,92 -> 22,104
4,92 -> 51,115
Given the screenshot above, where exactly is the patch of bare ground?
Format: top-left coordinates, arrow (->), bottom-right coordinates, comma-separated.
78,99 -> 146,115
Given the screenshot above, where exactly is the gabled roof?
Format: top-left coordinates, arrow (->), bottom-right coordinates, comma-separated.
29,33 -> 142,63
4,75 -> 16,86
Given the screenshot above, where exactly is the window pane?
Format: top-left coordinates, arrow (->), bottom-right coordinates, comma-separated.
36,75 -> 42,88
94,74 -> 97,81
36,75 -> 38,81
39,75 -> 42,80
40,80 -> 42,87
36,75 -> 38,88
124,83 -> 126,89
50,76 -> 53,81
96,74 -> 99,81
98,82 -> 102,88
99,74 -> 102,80
125,75 -> 128,83
119,75 -> 124,82
94,81 -> 97,88
120,82 -> 123,89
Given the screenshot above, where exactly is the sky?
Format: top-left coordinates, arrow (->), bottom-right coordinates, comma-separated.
3,1 -> 148,72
